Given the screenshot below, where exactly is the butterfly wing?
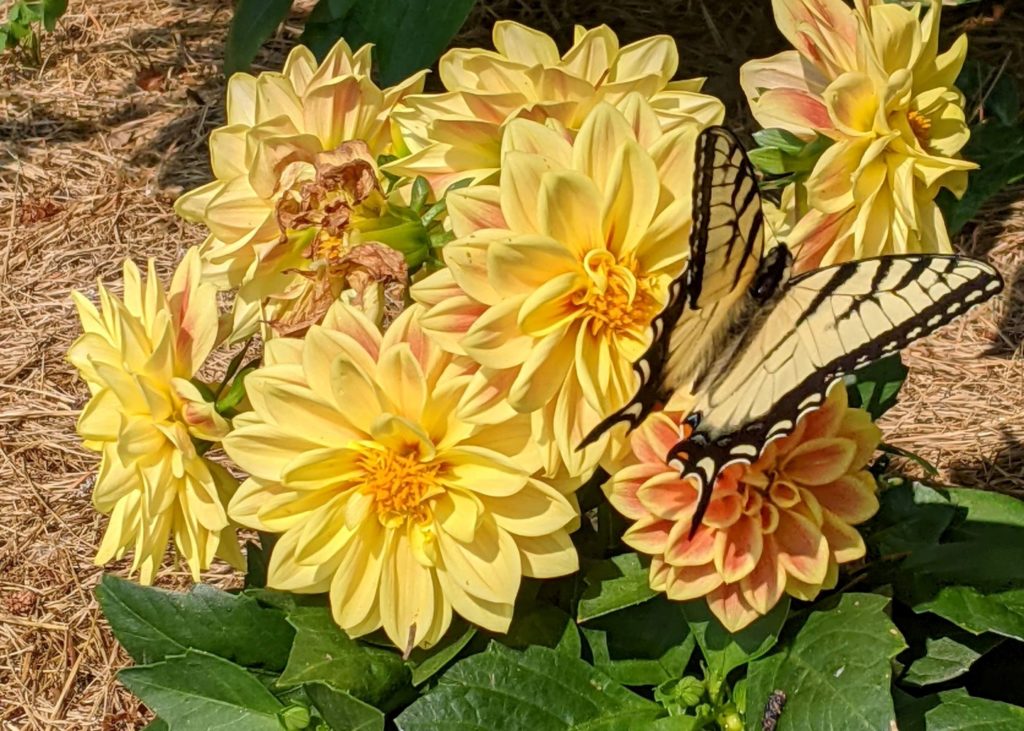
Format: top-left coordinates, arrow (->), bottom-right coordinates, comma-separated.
577,126 -> 765,449
669,254 -> 1004,530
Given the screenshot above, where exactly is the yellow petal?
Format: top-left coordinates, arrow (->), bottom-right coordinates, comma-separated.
462,296 -> 533,370
440,446 -> 529,497
492,20 -> 560,66
507,327 -> 575,412
572,103 -> 635,194
516,531 -> 579,579
601,139 -> 660,257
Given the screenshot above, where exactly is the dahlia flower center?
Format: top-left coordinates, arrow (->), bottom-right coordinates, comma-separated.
907,110 -> 932,143
730,472 -> 801,535
575,250 -> 658,335
358,448 -> 445,526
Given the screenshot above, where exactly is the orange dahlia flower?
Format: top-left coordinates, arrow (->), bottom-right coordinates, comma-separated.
605,385 -> 881,631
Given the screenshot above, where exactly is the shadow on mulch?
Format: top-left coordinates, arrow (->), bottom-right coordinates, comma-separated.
949,428 -> 1024,495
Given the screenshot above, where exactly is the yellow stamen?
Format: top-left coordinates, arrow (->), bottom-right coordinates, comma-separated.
575,250 -> 659,335
907,110 -> 932,143
359,449 -> 444,526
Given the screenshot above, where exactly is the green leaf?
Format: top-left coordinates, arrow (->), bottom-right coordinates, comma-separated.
278,606 -> 410,706
866,481 -> 955,556
502,602 -> 581,657
752,129 -> 806,156
748,130 -> 832,177
902,633 -> 1002,687
217,366 -> 256,413
409,176 -> 431,214
847,354 -> 907,420
119,650 -> 284,731
939,121 -> 1024,234
578,553 -> 657,622
395,643 -> 662,730
299,0 -> 477,86
683,597 -> 789,687
96,575 -> 294,669
141,719 -> 169,731
894,488 -> 1024,639
11,2 -> 42,23
407,621 -> 476,686
41,0 -> 66,31
223,0 -> 293,75
581,597 -> 694,687
306,682 -> 385,731
745,594 -> 906,731
244,533 -> 278,589
912,587 -> 1024,641
925,689 -> 1024,730
747,147 -> 789,176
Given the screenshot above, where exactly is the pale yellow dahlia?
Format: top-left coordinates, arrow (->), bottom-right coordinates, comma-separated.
412,98 -> 709,479
223,301 -> 578,650
385,21 -> 724,193
741,0 -> 974,269
607,386 -> 880,631
69,249 -> 241,584
174,40 -> 425,338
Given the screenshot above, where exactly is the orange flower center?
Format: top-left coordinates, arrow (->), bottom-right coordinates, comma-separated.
575,250 -> 659,335
907,110 -> 932,143
359,449 -> 444,527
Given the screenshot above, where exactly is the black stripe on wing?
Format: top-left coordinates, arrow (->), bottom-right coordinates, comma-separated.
577,126 -> 763,451
668,254 -> 1004,536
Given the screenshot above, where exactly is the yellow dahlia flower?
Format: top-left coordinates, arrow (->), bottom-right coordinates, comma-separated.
412,98 -> 708,479
606,386 -> 880,631
741,0 -> 974,270
69,249 -> 241,584
385,21 -> 724,193
222,302 -> 578,650
174,40 -> 425,338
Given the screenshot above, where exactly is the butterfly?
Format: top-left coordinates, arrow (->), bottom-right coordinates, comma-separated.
580,125 -> 1004,534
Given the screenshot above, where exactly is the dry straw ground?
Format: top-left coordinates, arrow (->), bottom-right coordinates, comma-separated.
1,1 -> 1021,728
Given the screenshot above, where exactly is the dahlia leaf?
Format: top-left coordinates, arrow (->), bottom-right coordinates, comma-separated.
277,606 -> 411,708
502,603 -> 581,657
847,354 -> 907,420
866,481 -> 954,556
581,598 -> 695,687
924,690 -> 1024,730
683,597 -> 789,687
744,593 -> 905,731
119,650 -> 284,731
224,0 -> 293,75
396,643 -> 662,730
578,553 -> 657,622
96,575 -> 294,670
408,621 -> 477,686
306,682 -> 385,731
300,0 -> 477,86
902,634 -> 1002,687
896,488 -> 1024,640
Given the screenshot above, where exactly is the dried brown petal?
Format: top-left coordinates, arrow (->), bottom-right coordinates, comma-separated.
332,243 -> 409,328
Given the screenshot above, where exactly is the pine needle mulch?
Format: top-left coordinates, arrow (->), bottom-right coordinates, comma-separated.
1,1 -> 1021,728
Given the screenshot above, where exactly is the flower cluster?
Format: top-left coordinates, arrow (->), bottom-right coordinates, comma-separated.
68,10 -> 943,647
741,0 -> 973,269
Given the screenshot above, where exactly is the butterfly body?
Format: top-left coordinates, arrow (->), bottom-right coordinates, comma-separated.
581,125 -> 1004,533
